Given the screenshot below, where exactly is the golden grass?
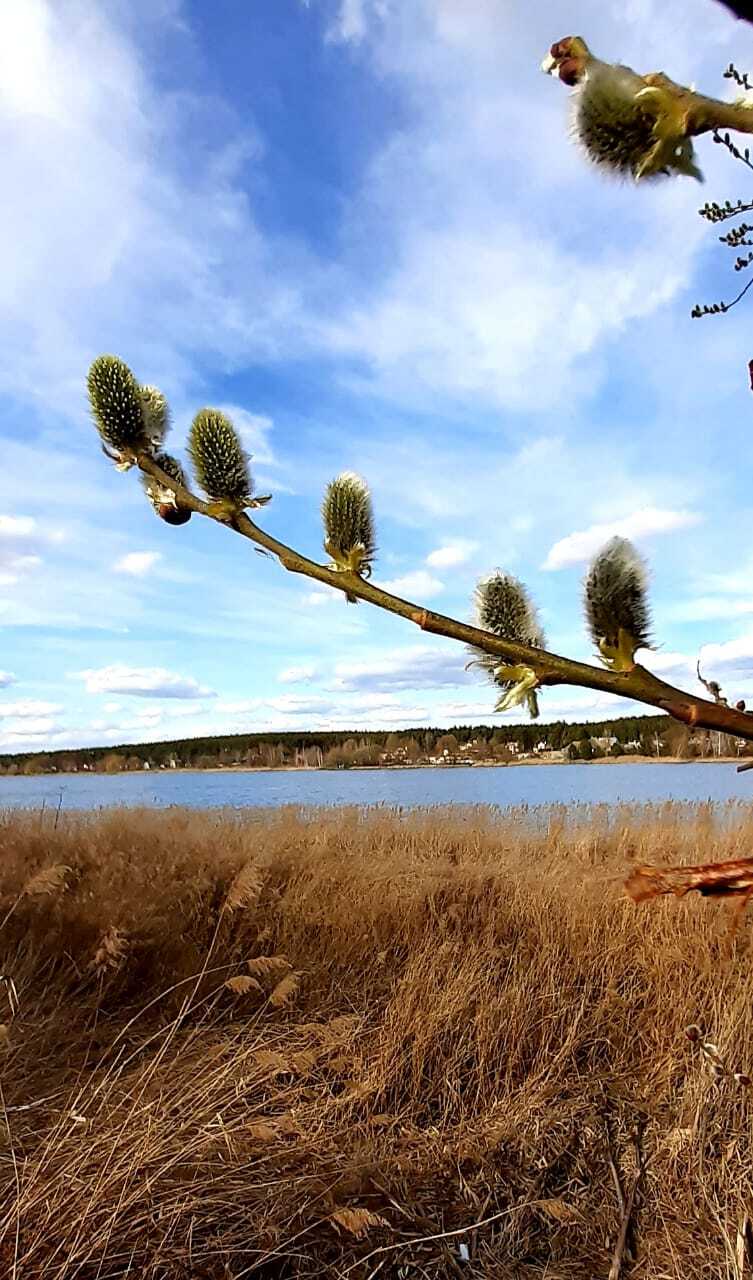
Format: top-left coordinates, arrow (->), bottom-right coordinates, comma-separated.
1,801 -> 753,1277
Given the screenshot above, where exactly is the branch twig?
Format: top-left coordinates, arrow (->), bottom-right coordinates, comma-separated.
716,0 -> 753,24
137,453 -> 753,746
608,1127 -> 647,1280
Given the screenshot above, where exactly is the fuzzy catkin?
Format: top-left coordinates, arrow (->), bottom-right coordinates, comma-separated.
87,356 -> 145,454
322,473 -> 376,573
584,536 -> 651,654
189,410 -> 252,504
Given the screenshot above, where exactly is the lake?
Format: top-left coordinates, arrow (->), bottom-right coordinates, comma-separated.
0,762 -> 750,812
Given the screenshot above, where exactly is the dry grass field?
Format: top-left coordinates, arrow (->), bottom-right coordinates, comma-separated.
1,801 -> 753,1278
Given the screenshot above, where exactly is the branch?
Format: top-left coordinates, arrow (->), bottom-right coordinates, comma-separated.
640,71 -> 753,139
715,0 -> 753,22
138,454 -> 753,746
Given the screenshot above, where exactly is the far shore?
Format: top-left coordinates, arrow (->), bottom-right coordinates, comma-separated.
5,754 -> 749,780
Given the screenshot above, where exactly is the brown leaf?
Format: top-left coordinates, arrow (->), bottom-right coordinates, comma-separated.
269,972 -> 300,1008
225,975 -> 263,997
225,863 -> 265,911
247,1120 -> 278,1142
253,1049 -> 291,1076
247,955 -> 291,979
330,1208 -> 388,1238
369,1113 -> 396,1128
23,864 -> 71,897
537,1197 -> 581,1224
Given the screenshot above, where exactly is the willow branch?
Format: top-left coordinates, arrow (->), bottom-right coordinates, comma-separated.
638,69 -> 753,138
138,454 -> 753,746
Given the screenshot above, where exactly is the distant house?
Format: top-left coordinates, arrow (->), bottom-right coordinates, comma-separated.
592,735 -> 618,751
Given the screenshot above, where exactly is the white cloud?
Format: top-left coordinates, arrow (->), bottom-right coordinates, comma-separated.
75,665 -> 215,699
0,514 -> 52,585
699,632 -> 753,674
278,664 -> 318,684
0,0 -> 311,424
667,597 -> 753,623
543,508 -> 702,571
426,540 -> 477,569
379,569 -> 444,599
326,0 -> 368,43
302,586 -> 341,607
0,517 -> 35,538
114,551 -> 162,577
0,718 -> 58,739
0,699 -> 62,718
312,2 -> 738,412
332,644 -> 469,692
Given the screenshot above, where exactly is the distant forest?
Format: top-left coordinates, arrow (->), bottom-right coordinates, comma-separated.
1,713 -> 749,775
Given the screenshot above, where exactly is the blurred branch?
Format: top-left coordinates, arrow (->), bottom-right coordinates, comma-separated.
716,0 -> 753,22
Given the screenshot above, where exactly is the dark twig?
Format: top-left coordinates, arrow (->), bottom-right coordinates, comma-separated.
608,1126 -> 647,1280
716,0 -> 753,24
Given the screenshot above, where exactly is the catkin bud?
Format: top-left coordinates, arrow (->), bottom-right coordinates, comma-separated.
87,355 -> 145,463
139,385 -> 170,449
188,409 -> 253,507
469,572 -> 545,719
584,537 -> 652,670
475,573 -> 544,648
322,473 -> 376,580
141,453 -> 192,526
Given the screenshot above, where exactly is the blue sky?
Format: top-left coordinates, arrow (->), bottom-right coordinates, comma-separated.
1,0 -> 753,752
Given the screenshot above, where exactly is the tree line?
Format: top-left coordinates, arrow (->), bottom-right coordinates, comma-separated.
1,714 -> 749,775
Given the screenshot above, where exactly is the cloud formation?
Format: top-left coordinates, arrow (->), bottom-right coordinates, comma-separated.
426,541 -> 478,569
278,664 -> 319,684
543,508 -> 702,571
332,645 -> 469,692
75,665 -> 215,699
114,551 -> 162,577
378,570 -> 444,600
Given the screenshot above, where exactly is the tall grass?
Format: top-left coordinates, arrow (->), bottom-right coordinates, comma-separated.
0,802 -> 752,1277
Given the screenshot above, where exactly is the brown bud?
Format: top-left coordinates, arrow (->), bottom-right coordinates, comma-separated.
158,504 -> 191,526
736,700 -> 747,712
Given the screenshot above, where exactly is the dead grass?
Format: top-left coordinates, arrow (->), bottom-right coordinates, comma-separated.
0,801 -> 752,1277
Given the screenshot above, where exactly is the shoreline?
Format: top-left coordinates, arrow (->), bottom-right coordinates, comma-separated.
2,755 -> 748,780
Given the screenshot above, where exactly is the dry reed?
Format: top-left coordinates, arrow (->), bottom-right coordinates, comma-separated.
0,801 -> 752,1277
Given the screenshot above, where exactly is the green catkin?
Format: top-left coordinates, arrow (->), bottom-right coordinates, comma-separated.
322,473 -> 376,577
87,356 -> 145,457
469,572 -> 545,719
188,410 -> 253,505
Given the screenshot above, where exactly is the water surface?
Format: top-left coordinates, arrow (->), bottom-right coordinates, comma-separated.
0,762 -> 749,812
